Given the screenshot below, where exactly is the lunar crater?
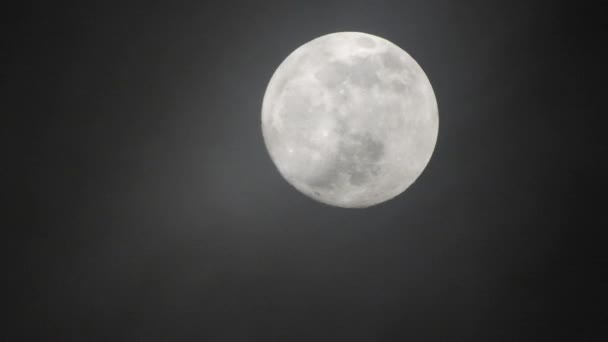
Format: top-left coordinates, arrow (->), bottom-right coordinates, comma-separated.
306,130 -> 385,193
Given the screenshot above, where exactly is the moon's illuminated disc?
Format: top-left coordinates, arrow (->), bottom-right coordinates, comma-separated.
262,32 -> 438,208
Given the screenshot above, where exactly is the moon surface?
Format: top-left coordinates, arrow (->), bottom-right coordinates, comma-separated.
261,32 -> 438,208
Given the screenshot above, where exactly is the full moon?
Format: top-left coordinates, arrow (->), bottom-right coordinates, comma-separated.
261,32 -> 438,208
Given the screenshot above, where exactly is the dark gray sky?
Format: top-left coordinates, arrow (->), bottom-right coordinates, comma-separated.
9,0 -> 606,340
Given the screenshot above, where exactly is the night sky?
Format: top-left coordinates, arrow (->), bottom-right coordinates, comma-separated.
9,1 -> 606,340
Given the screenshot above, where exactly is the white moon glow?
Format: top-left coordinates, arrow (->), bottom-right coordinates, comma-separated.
261,32 -> 438,208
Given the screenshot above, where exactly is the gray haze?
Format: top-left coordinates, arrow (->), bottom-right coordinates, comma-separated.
10,1 -> 606,341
